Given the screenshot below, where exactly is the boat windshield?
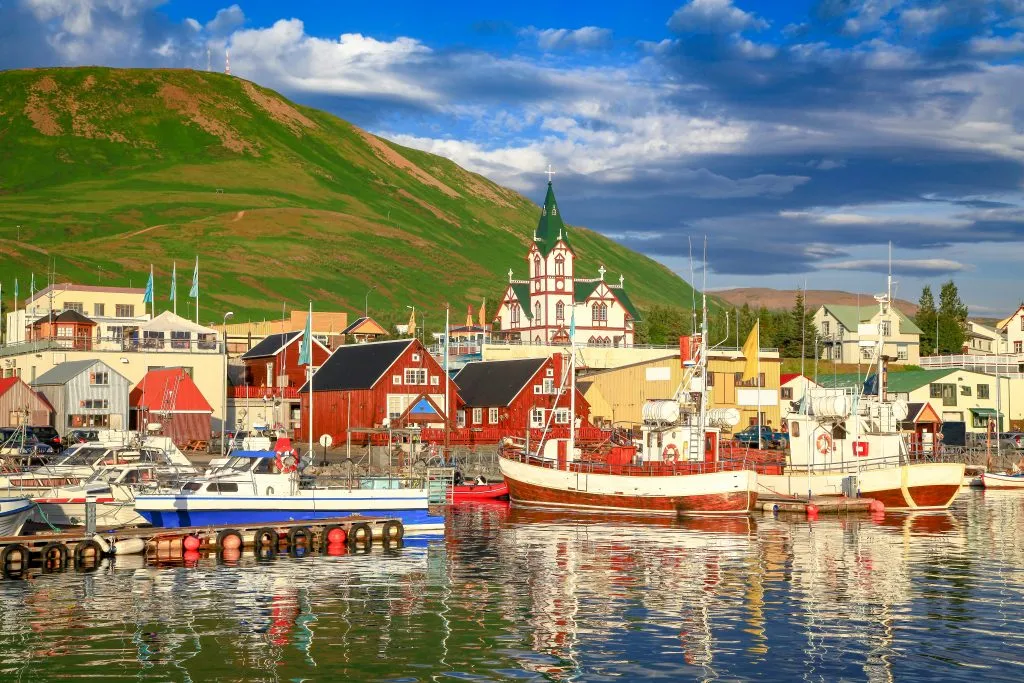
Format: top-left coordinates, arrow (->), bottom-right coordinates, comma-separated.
83,467 -> 125,484
222,455 -> 261,471
54,446 -> 111,466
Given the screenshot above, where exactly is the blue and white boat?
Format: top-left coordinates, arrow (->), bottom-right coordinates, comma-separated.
0,497 -> 34,537
134,451 -> 446,535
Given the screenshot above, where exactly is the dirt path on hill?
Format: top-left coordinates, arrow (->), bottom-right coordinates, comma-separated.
232,210 -> 245,222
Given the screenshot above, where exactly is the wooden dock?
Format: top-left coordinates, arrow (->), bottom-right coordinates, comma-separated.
759,495 -> 883,515
0,515 -> 405,578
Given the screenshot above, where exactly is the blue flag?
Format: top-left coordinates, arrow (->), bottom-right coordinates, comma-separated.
298,303 -> 313,365
29,273 -> 35,297
170,262 -> 176,302
143,267 -> 154,304
569,307 -> 576,339
13,278 -> 18,301
189,256 -> 199,298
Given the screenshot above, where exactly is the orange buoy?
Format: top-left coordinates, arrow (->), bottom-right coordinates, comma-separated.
183,535 -> 201,552
183,550 -> 201,565
327,527 -> 347,544
868,499 -> 885,513
806,504 -> 819,519
326,542 -> 346,557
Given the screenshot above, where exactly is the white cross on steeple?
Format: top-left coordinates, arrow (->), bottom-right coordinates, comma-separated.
545,164 -> 556,183
598,265 -> 606,281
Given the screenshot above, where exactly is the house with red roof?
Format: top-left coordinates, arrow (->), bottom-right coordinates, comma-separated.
779,373 -> 820,407
129,367 -> 214,445
0,376 -> 53,427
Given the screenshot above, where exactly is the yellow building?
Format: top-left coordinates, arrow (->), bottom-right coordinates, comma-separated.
215,311 -> 349,354
579,348 -> 782,432
5,284 -> 148,344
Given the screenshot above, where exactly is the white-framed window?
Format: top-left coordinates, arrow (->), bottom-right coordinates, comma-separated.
861,347 -> 872,359
510,303 -> 520,325
387,394 -> 411,420
115,304 -> 135,318
412,353 -> 421,362
393,374 -> 402,385
555,255 -> 565,276
530,408 -> 545,428
592,302 -> 607,324
881,320 -> 892,336
542,378 -> 555,394
535,302 -> 542,321
897,344 -> 908,360
266,362 -> 274,388
93,303 -> 105,317
430,376 -> 440,386
457,411 -> 466,428
472,408 -> 482,424
57,325 -> 74,337
554,408 -> 570,424
65,302 -> 84,313
404,368 -> 427,385
546,368 -> 554,377
534,385 -> 541,394
90,371 -> 109,386
822,321 -> 830,335
488,407 -> 499,424
555,301 -> 564,321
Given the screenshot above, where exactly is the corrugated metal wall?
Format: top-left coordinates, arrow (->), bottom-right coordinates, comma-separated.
62,361 -> 130,430
0,381 -> 52,427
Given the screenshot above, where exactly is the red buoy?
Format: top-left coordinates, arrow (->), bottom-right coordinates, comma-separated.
183,550 -> 200,565
326,542 -> 346,557
221,534 -> 242,550
868,499 -> 885,513
806,504 -> 819,519
183,535 -> 201,552
327,528 -> 347,544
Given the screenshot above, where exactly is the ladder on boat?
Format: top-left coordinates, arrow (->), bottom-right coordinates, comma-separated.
426,467 -> 455,505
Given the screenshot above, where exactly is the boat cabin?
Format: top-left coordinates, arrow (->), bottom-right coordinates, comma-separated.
183,451 -> 300,497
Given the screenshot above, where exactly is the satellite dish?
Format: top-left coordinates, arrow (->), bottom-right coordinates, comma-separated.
146,423 -> 162,432
318,434 -> 334,448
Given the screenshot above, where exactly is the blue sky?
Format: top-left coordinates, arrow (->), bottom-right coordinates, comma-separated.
3,1 -> 1024,315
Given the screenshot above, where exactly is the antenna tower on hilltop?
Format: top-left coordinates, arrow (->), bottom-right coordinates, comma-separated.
225,48 -> 231,76
206,48 -> 211,71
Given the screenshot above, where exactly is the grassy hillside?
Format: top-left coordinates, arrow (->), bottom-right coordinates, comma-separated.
0,67 -> 698,331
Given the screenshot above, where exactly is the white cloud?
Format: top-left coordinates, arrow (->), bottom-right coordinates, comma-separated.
826,258 -> 971,274
206,4 -> 244,35
667,0 -> 768,34
970,32 -> 1024,55
522,26 -> 612,51
184,17 -> 201,32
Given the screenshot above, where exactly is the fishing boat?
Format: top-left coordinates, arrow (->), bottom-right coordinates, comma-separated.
499,289 -> 759,516
981,471 -> 1024,490
757,274 -> 963,511
134,450 -> 447,534
31,462 -> 163,527
0,497 -> 34,537
451,481 -> 509,503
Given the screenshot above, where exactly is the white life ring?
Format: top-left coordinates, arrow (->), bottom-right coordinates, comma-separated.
816,433 -> 833,455
662,443 -> 680,461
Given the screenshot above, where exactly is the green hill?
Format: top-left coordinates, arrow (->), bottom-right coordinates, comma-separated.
0,67 -> 697,331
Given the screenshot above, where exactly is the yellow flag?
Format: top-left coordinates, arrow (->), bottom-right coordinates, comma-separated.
407,308 -> 416,336
741,320 -> 760,382
479,298 -> 486,327
466,304 -> 473,328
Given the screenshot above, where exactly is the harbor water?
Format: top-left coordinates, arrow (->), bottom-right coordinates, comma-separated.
1,490 -> 1023,681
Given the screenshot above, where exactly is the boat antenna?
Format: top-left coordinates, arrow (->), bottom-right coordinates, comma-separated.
689,236 -> 698,336
800,278 -> 807,407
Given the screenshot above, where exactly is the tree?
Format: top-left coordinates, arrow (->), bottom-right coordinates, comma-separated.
937,280 -> 968,354
782,288 -> 817,358
915,285 -> 937,356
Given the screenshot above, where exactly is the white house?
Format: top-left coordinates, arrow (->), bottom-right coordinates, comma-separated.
996,305 -> 1024,355
964,320 -> 1007,356
815,304 -> 922,365
493,180 -> 640,347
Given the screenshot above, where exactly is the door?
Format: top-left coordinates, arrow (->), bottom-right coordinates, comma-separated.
110,414 -> 123,429
557,440 -> 567,471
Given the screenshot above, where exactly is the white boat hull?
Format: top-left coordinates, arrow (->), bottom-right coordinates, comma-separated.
981,472 -> 1024,490
0,497 -> 35,537
758,462 -> 964,511
31,497 -> 146,527
499,456 -> 759,516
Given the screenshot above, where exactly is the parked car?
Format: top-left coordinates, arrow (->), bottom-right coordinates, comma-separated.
62,429 -> 101,446
997,432 -> 1024,451
0,427 -> 54,466
733,425 -> 790,449
228,428 -> 275,453
26,425 -> 63,453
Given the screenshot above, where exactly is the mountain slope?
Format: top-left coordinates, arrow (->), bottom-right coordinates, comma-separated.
714,288 -> 918,316
0,67 -> 698,328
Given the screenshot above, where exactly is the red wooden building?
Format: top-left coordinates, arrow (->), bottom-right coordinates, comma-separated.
0,377 -> 53,427
452,355 -> 589,435
27,310 -> 97,350
298,338 -> 462,444
129,367 -> 214,445
239,331 -> 331,390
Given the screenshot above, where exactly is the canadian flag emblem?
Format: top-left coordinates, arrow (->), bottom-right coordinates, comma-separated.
853,441 -> 869,458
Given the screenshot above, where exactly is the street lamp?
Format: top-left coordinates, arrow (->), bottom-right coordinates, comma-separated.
221,311 -> 234,454
365,285 -> 377,318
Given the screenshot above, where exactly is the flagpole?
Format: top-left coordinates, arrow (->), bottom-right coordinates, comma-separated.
172,262 -> 177,316
308,301 -> 314,459
195,257 -> 200,325
757,317 -> 762,450
444,304 -> 450,463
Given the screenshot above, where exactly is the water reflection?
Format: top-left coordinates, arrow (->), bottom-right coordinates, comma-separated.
0,493 -> 1022,681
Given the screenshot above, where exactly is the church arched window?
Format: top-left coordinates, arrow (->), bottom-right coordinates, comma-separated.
556,301 -> 565,321
555,255 -> 565,276
533,255 -> 542,277
592,302 -> 607,324
535,302 -> 542,322
510,303 -> 520,324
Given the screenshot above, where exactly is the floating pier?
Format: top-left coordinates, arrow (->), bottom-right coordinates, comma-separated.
759,495 -> 884,516
0,515 -> 405,577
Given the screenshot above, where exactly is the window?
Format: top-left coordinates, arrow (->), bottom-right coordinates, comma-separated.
790,422 -> 800,437
530,408 -> 545,428
90,371 -> 109,386
939,383 -> 957,407
535,302 -> 542,322
93,303 -> 105,317
555,255 -> 565,276
115,304 -> 135,318
821,321 -> 830,335
930,384 -> 942,398
393,374 -> 402,385
412,353 -> 421,362
472,408 -> 482,424
510,303 -> 520,325
533,384 -> 542,394
534,255 -> 542,276
64,302 -> 84,314
1016,341 -> 1023,354
207,482 -> 238,493
781,387 -> 793,400
387,395 -> 411,420
81,399 -> 109,410
896,344 -> 908,360
734,372 -> 765,388
430,376 -> 440,386
556,301 -> 565,322
457,411 -> 466,428
978,384 -> 990,399
960,385 -> 972,397
861,347 -> 873,360
404,368 -> 427,385
542,378 -> 555,394
171,330 -> 190,349
554,408 -> 570,424
265,362 -> 274,388
592,302 -> 607,324
57,326 -> 74,337
488,407 -> 499,424
881,320 -> 892,336
1020,316 -> 1024,332
546,368 -> 554,377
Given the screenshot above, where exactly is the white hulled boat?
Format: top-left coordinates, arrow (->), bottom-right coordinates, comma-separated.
31,462 -> 164,527
0,497 -> 34,537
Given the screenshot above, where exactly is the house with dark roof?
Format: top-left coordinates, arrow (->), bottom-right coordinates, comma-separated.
239,331 -> 331,390
130,367 -> 214,445
341,316 -> 388,344
493,179 -> 640,347
814,303 -> 922,364
453,355 -> 589,432
32,359 -> 130,431
26,310 -> 98,350
0,376 -> 52,427
297,338 -> 461,443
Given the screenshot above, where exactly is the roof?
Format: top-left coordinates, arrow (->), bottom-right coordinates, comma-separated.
609,284 -> 641,321
31,309 -> 96,326
453,358 -> 546,407
300,339 -> 414,393
341,317 -> 387,336
780,373 -> 801,385
574,281 -> 600,302
0,377 -> 19,395
27,283 -> 144,306
241,332 -> 301,360
816,369 -> 954,394
532,182 -> 571,256
510,283 -> 533,318
131,368 -> 213,412
141,311 -> 217,335
33,359 -> 124,386
820,304 -> 922,335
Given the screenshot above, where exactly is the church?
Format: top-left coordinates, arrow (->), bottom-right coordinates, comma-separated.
493,177 -> 640,347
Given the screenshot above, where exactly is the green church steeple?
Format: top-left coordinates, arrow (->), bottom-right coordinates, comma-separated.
533,181 -> 570,256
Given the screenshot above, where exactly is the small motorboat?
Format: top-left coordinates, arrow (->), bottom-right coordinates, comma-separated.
0,497 -> 34,537
981,471 -> 1024,490
451,481 -> 509,503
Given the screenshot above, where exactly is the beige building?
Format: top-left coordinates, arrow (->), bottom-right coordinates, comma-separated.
5,283 -> 148,345
214,310 -> 349,354
997,305 -> 1024,355
579,347 -> 781,432
965,321 -> 1007,355
815,304 -> 921,365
